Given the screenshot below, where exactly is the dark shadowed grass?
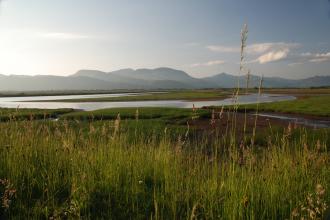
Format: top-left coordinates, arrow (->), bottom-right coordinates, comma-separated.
60,107 -> 211,122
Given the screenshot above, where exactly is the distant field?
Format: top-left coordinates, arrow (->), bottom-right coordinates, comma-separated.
2,90 -> 330,118
261,88 -> 330,96
240,95 -> 330,117
60,107 -> 210,122
1,90 -> 330,118
0,88 -> 329,98
20,88 -> 330,103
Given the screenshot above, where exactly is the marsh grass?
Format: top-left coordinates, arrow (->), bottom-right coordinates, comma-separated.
0,108 -> 74,122
241,95 -> 330,117
0,119 -> 329,219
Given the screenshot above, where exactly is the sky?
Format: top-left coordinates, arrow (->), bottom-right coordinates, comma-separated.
0,0 -> 330,79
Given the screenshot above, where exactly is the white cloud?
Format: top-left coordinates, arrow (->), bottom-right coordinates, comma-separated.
247,42 -> 300,64
247,42 -> 300,54
301,52 -> 330,63
255,49 -> 290,64
39,32 -> 90,40
283,52 -> 330,66
191,60 -> 225,67
206,42 -> 300,54
206,42 -> 301,64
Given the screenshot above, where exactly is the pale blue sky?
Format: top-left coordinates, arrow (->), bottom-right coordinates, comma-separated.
0,0 -> 330,78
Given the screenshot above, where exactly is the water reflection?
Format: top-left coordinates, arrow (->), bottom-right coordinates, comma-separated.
0,93 -> 296,111
256,113 -> 330,128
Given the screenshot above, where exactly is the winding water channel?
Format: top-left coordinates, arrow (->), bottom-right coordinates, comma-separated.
0,93 -> 295,111
1,93 -> 329,128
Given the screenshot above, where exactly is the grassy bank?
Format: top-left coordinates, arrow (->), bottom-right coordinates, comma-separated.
0,108 -> 74,122
241,95 -> 330,117
60,107 -> 210,122
258,88 -> 330,96
0,118 -> 329,219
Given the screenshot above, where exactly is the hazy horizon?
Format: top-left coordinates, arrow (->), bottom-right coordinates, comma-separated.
1,67 -> 330,80
0,0 -> 330,79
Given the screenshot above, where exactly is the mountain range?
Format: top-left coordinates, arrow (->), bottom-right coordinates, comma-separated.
0,67 -> 329,91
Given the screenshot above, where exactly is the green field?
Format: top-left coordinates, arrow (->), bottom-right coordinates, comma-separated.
241,95 -> 330,116
0,91 -> 330,219
257,88 -> 330,95
60,107 -> 210,122
0,114 -> 329,219
0,108 -> 74,122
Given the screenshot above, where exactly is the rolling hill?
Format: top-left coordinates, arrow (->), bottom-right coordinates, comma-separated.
0,68 -> 329,91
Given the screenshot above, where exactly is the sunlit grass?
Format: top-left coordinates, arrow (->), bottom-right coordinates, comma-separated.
0,118 -> 329,219
0,108 -> 74,122
242,95 -> 330,116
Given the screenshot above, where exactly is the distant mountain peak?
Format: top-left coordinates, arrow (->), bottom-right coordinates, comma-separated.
110,68 -> 134,73
0,67 -> 328,91
74,69 -> 107,76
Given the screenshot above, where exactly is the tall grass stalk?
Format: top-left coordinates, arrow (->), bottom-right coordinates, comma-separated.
230,24 -> 249,147
251,75 -> 264,146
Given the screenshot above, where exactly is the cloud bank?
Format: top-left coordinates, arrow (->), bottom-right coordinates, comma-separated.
207,42 -> 302,64
301,52 -> 330,63
191,60 -> 225,67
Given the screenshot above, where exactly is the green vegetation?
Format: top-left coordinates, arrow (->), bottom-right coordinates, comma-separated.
40,90 -> 230,102
60,107 -> 210,122
0,114 -> 329,219
3,88 -> 330,100
242,95 -> 330,116
257,88 -> 330,95
0,108 -> 74,122
0,92 -> 330,219
1,76 -> 330,219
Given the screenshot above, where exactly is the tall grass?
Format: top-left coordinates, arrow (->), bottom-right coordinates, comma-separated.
0,119 -> 329,219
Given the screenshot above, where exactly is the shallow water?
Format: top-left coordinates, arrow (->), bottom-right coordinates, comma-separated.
256,113 -> 330,128
0,92 -> 148,102
0,93 -> 295,111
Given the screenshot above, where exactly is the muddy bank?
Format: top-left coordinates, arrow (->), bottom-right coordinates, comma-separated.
187,111 -> 330,134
